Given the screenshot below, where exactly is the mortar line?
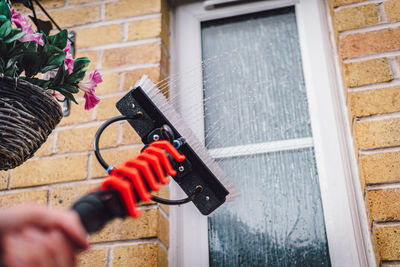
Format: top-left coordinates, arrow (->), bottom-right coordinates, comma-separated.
6,170 -> 11,190
347,79 -> 400,92
68,13 -> 161,30
0,179 -> 104,195
374,221 -> 400,227
87,153 -> 93,180
359,145 -> 400,155
156,239 -> 168,253
106,247 -> 113,267
389,56 -> 400,79
91,62 -> 160,75
355,111 -> 400,122
366,182 -> 400,191
97,50 -> 103,69
100,3 -> 105,21
343,50 -> 400,63
158,205 -> 169,220
76,38 -> 160,52
339,21 -> 400,38
378,2 -> 388,23
334,0 -> 389,11
119,72 -> 126,92
90,237 -> 158,248
122,23 -> 128,42
47,187 -> 52,208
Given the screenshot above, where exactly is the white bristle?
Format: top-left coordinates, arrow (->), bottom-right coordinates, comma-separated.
135,75 -> 239,200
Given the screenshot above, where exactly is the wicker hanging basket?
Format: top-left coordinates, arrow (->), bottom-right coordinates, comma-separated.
0,75 -> 63,170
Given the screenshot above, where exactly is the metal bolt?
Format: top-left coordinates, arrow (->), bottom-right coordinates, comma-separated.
178,166 -> 185,172
205,196 -> 210,201
153,134 -> 160,141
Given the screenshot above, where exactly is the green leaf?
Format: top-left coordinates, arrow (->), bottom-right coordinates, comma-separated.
0,0 -> 11,20
47,29 -> 67,50
62,83 -> 79,93
55,87 -> 78,104
72,57 -> 89,72
66,69 -> 85,84
5,30 -> 25,43
0,20 -> 11,37
53,65 -> 66,85
0,14 -> 7,21
47,53 -> 65,69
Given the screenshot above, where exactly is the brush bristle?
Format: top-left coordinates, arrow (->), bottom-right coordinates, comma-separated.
135,75 -> 239,200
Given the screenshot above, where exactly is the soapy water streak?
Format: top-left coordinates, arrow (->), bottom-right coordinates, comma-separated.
146,49 -> 311,159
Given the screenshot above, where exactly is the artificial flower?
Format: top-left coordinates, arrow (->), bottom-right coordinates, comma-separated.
11,8 -> 44,46
78,69 -> 102,110
64,53 -> 74,74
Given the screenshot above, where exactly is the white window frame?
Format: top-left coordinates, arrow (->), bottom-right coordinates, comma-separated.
169,1 -> 375,266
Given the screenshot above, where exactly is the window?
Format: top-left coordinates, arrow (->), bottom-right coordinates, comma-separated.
171,1 -> 373,266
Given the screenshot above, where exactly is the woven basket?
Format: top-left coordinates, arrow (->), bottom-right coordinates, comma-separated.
0,75 -> 62,170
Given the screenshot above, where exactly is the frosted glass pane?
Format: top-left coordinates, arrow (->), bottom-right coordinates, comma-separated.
201,7 -> 312,149
208,148 -> 330,266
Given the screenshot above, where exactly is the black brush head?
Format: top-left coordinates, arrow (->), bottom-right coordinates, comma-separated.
116,86 -> 230,215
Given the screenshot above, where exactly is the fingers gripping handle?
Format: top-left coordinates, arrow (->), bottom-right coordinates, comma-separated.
72,141 -> 185,233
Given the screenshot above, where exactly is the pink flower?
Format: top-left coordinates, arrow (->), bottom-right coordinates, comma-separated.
63,40 -> 71,53
11,8 -> 44,46
64,53 -> 74,74
78,70 -> 102,110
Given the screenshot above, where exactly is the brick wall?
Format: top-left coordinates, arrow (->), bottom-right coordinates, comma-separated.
0,0 -> 170,266
329,0 -> 400,265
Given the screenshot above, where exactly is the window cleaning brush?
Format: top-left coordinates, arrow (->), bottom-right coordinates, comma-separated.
71,75 -> 238,234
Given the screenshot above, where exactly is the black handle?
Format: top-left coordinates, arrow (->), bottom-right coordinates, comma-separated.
71,190 -> 126,234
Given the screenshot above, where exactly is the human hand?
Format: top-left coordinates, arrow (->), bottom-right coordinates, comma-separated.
0,205 -> 89,267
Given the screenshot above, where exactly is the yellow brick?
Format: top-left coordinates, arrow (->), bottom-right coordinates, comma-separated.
334,4 -> 379,33
75,50 -> 98,71
344,58 -> 392,88
91,147 -> 142,178
113,243 -> 167,267
340,28 -> 400,59
11,155 -> 87,188
95,96 -> 121,120
38,5 -> 100,28
354,118 -> 400,149
102,42 -> 161,69
105,0 -> 161,20
96,72 -> 121,95
121,122 -> 142,145
123,67 -> 161,90
367,188 -> 400,222
0,190 -> 48,206
56,125 -> 118,153
51,183 -> 100,209
374,225 -> 400,260
51,181 -> 166,209
77,248 -> 107,267
161,46 -> 169,76
59,99 -> 95,126
161,17 -> 170,51
161,0 -> 170,28
69,0 -> 99,4
76,24 -> 122,49
360,152 -> 400,184
33,133 -> 54,157
385,0 -> 400,22
128,18 -> 161,41
349,86 -> 400,118
13,0 -> 65,14
0,171 -> 8,190
90,208 -> 168,243
331,0 -> 365,7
